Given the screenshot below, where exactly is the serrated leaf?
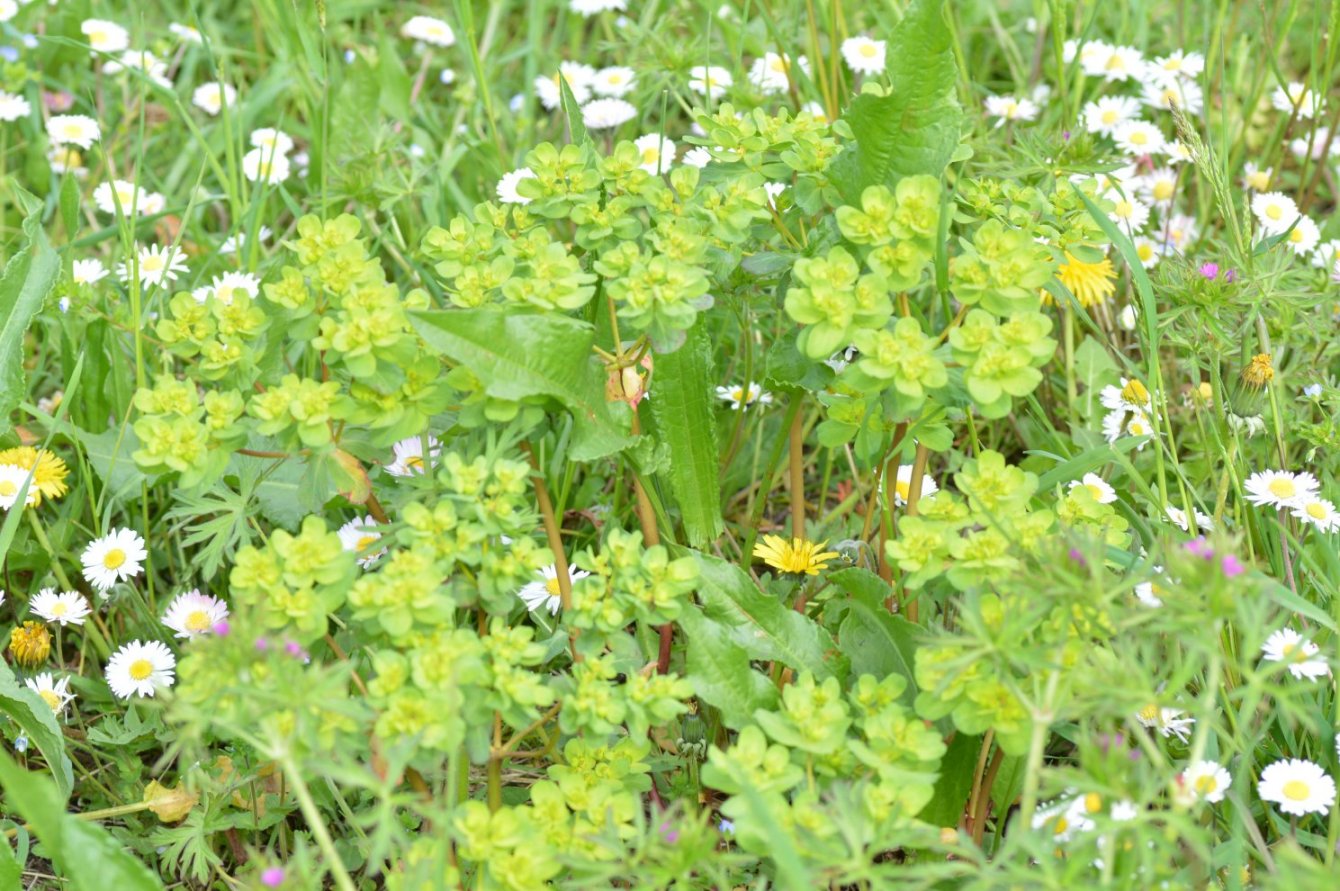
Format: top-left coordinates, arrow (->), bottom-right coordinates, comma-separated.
0,662 -> 73,801
677,606 -> 778,728
0,186 -> 61,434
411,308 -> 634,461
648,324 -> 722,545
689,550 -> 849,681
0,748 -> 164,891
828,0 -> 961,203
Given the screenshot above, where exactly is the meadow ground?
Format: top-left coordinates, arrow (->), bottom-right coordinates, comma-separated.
0,0 -> 1337,888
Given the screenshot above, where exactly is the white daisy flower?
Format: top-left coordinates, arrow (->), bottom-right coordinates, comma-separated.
1082,95 -> 1142,137
1112,120 -> 1165,156
688,65 -> 733,99
1270,82 -> 1320,119
49,146 -> 88,178
1258,758 -> 1335,817
748,53 -> 808,94
47,114 -> 101,150
1311,239 -> 1340,270
1105,190 -> 1150,233
93,180 -> 156,216
534,63 -> 596,110
29,589 -> 92,627
1090,44 -> 1144,81
161,588 -> 230,638
1288,130 -> 1340,161
81,19 -> 130,54
1100,378 -> 1152,413
201,271 -> 262,306
0,463 -> 35,509
219,227 -> 272,255
106,640 -> 176,699
191,82 -> 236,116
983,95 -> 1038,126
518,563 -> 590,614
1138,168 -> 1179,206
0,91 -> 29,122
337,516 -> 385,568
1161,213 -> 1199,252
386,435 -> 440,477
1241,162 -> 1272,192
570,0 -> 627,16
1243,469 -> 1319,509
840,37 -> 887,75
1134,568 -> 1169,608
242,147 -> 292,184
1132,235 -> 1166,268
168,23 -> 204,44
1031,797 -> 1094,842
25,673 -> 75,715
682,147 -> 713,168
633,134 -> 675,174
116,243 -> 189,288
1141,79 -> 1203,114
1250,191 -> 1295,233
1180,760 -> 1231,804
1282,215 -> 1321,256
1164,504 -> 1214,532
590,66 -> 636,98
715,382 -> 772,410
103,49 -> 171,87
80,527 -> 148,593
71,259 -> 109,286
250,128 -> 295,156
401,15 -> 456,47
1261,628 -> 1330,681
582,97 -> 637,130
892,464 -> 938,507
496,167 -> 537,205
1068,473 -> 1117,504
1135,704 -> 1194,742
1147,50 -> 1204,83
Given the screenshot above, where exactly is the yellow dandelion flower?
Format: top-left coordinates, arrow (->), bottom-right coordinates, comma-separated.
752,535 -> 839,575
1057,252 -> 1117,308
9,621 -> 52,668
0,447 -> 69,505
1243,353 -> 1273,388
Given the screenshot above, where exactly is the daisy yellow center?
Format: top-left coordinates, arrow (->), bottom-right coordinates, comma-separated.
1121,379 -> 1149,404
1115,200 -> 1134,217
1153,181 -> 1174,201
0,480 -> 14,496
731,387 -> 746,402
141,255 -> 165,273
1136,243 -> 1154,261
103,548 -> 127,570
1283,780 -> 1311,801
769,57 -> 788,73
1105,55 -> 1124,71
607,73 -> 624,84
38,690 -> 61,711
185,610 -> 213,632
405,455 -> 424,470
355,534 -> 378,552
544,577 -> 562,596
1085,484 -> 1105,500
1194,774 -> 1217,794
1164,60 -> 1181,71
1306,502 -> 1328,520
128,658 -> 154,681
1003,101 -> 1018,115
1161,89 -> 1178,105
859,44 -> 877,58
51,602 -> 68,616
63,123 -> 85,138
1130,130 -> 1148,145
1129,418 -> 1150,435
1266,205 -> 1283,220
1138,704 -> 1159,722
1247,172 -> 1269,190
1101,110 -> 1118,124
895,480 -> 911,501
641,148 -> 660,163
1267,478 -> 1296,499
1052,816 -> 1069,836
1281,642 -> 1297,657
1084,793 -> 1102,813
1289,228 -> 1305,244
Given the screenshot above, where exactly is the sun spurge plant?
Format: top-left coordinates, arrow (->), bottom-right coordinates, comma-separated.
0,0 -> 1339,888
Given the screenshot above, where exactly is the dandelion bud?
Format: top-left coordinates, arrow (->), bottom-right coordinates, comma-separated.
9,621 -> 51,669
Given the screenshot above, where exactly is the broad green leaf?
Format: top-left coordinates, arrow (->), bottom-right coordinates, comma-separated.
0,841 -> 19,886
558,73 -> 589,145
62,423 -> 147,501
648,324 -> 723,545
920,731 -> 979,828
411,308 -> 634,461
832,578 -> 920,699
0,749 -> 165,891
690,550 -> 849,681
677,606 -> 777,728
827,0 -> 961,203
0,661 -> 73,801
1032,435 -> 1141,493
0,186 -> 62,433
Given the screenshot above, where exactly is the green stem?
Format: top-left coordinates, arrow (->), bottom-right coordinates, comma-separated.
279,756 -> 357,891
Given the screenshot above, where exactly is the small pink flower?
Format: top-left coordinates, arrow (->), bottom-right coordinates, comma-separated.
1183,537 -> 1214,559
1221,554 -> 1245,577
1198,262 -> 1219,280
